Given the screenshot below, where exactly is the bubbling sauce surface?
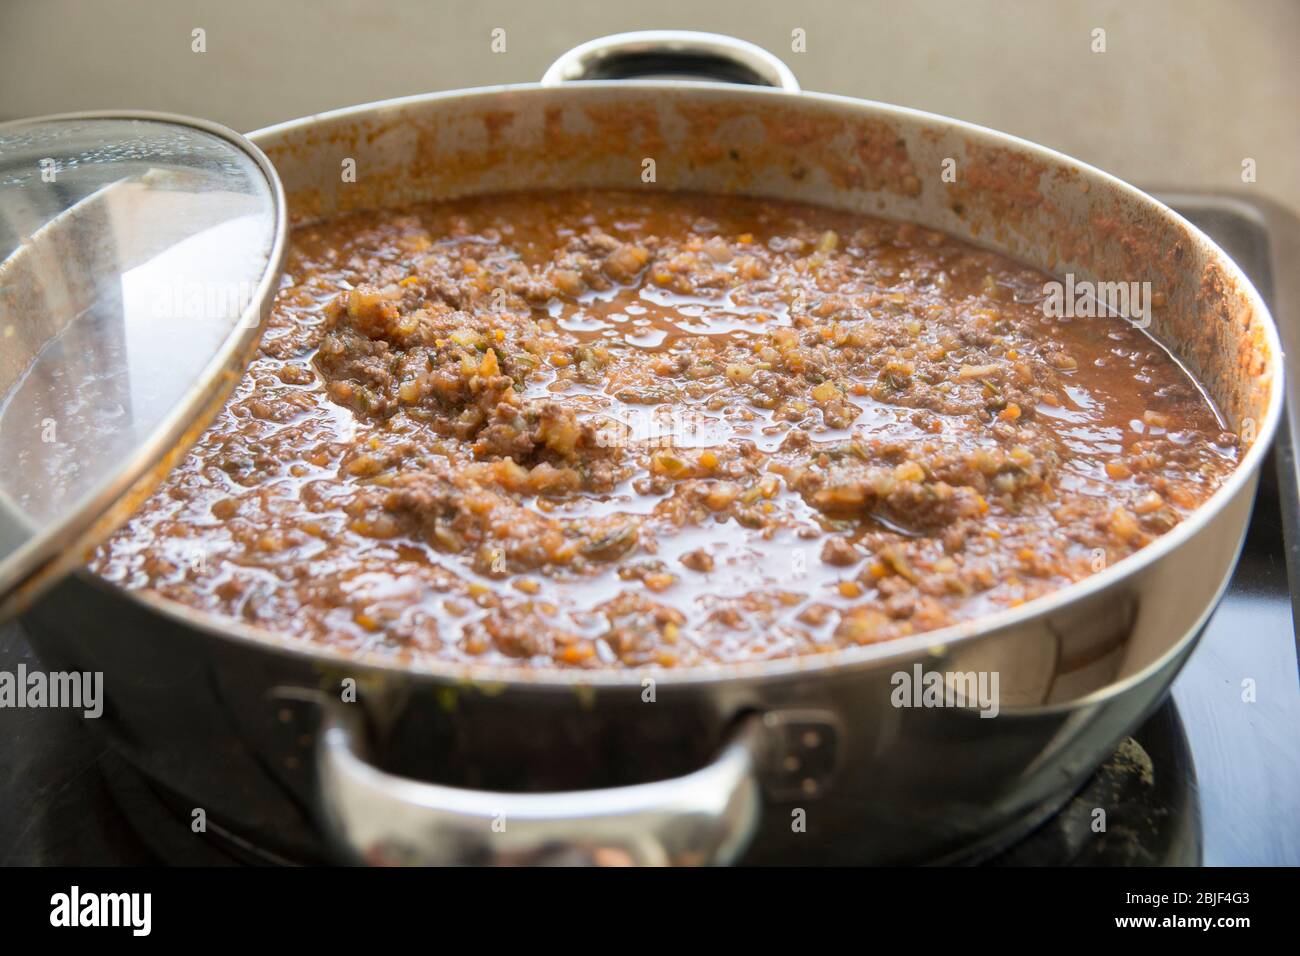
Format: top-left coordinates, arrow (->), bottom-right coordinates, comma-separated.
91,191 -> 1239,668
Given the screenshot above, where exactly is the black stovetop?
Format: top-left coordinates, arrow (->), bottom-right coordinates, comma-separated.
1,194 -> 1297,867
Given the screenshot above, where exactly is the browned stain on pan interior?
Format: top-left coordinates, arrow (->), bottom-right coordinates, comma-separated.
256,86 -> 1273,439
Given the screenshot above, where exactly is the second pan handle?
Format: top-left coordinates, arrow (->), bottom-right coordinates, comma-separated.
541,31 -> 801,93
317,704 -> 765,866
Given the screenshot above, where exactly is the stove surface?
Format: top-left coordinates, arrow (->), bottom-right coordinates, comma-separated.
0,193 -> 1296,867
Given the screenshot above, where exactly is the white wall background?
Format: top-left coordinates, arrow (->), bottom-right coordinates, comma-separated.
2,0 -> 1297,214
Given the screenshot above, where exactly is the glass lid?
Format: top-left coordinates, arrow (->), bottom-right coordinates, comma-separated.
0,111 -> 286,620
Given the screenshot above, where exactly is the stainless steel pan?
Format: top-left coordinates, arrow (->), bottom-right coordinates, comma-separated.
19,32 -> 1285,865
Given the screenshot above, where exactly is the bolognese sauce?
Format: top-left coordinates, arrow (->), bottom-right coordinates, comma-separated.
90,190 -> 1239,668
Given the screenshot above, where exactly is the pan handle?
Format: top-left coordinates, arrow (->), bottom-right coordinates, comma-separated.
316,704 -> 765,865
541,31 -> 801,93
